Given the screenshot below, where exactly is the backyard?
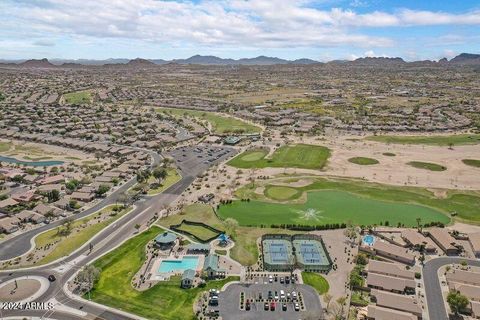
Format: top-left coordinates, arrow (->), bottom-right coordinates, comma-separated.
90,226 -> 238,320
227,144 -> 331,169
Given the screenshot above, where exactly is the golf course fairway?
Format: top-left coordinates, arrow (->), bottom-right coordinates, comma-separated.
218,190 -> 449,227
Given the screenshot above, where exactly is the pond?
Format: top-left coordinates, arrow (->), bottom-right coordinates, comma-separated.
0,155 -> 64,167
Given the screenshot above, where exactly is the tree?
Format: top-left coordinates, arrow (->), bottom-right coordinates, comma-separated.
343,222 -> 358,246
447,290 -> 469,315
69,199 -> 78,209
47,189 -> 60,202
76,265 -> 101,297
96,184 -> 110,196
66,179 -> 80,191
416,217 -> 422,231
152,167 -> 167,183
223,218 -> 239,239
323,293 -> 333,311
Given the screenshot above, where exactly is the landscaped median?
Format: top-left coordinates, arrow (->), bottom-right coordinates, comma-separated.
147,168 -> 181,195
35,205 -> 132,265
89,226 -> 238,320
0,205 -> 131,270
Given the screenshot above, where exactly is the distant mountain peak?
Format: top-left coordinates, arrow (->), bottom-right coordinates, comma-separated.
19,58 -> 55,68
450,53 -> 480,64
127,58 -> 155,66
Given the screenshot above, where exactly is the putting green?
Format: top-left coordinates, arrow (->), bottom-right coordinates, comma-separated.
265,186 -> 301,201
241,150 -> 268,162
218,190 -> 449,227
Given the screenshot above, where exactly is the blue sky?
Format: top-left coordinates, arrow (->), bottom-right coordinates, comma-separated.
0,0 -> 479,61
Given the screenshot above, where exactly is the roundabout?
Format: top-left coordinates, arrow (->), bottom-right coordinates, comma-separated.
0,276 -> 50,303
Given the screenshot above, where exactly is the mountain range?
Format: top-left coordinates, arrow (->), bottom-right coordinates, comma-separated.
0,53 -> 479,67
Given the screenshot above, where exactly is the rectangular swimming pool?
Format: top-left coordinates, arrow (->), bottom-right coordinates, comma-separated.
158,256 -> 200,273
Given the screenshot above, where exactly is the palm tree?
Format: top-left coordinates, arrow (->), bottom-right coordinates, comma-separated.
416,217 -> 422,231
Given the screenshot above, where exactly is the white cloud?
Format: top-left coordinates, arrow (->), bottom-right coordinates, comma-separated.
0,0 -> 479,51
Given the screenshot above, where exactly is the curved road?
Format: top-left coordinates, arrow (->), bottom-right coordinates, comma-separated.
424,257 -> 480,320
0,145 -> 236,320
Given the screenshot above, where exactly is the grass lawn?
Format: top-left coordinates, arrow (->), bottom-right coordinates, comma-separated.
264,185 -> 302,201
23,156 -> 53,161
148,168 -> 181,195
463,159 -> 480,168
301,272 -> 329,295
233,176 -> 480,223
90,226 -> 238,320
407,161 -> 447,171
366,134 -> 480,146
0,142 -> 12,152
215,250 -> 227,255
158,204 -> 298,265
175,223 -> 220,242
227,144 -> 331,169
382,152 -> 396,157
63,91 -> 93,104
35,205 -> 131,264
156,107 -> 261,134
348,157 -> 379,165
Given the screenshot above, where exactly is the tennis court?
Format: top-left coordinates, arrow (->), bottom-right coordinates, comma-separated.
262,238 -> 295,270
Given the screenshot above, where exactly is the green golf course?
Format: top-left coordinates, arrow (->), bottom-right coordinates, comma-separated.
227,144 -> 331,169
366,134 -> 480,146
156,107 -> 261,134
218,190 -> 449,227
233,177 -> 480,223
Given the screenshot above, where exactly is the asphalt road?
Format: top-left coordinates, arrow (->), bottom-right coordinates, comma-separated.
0,144 -> 237,320
423,257 -> 480,320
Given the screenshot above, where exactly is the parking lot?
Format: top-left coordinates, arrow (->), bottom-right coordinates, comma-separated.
168,145 -> 237,175
216,282 -> 324,320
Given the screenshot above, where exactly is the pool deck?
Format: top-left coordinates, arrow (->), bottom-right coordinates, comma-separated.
149,254 -> 205,281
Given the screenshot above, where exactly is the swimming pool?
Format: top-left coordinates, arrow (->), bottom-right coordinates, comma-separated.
362,235 -> 376,246
0,155 -> 64,167
158,256 -> 200,273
